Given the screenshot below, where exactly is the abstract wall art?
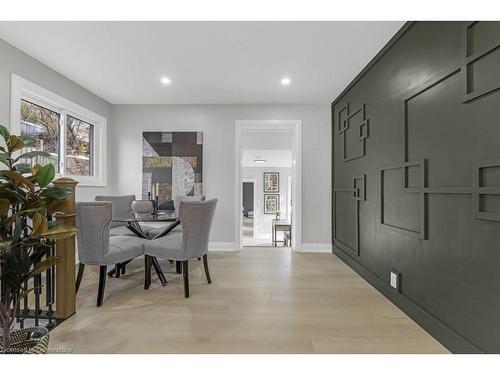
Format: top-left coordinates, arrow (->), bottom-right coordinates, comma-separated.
142,131 -> 203,209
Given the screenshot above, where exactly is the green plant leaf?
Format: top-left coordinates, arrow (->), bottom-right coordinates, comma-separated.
8,135 -> 25,153
39,186 -> 71,199
41,224 -> 78,240
37,164 -> 55,188
0,170 -> 34,191
0,125 -> 10,143
17,135 -> 36,147
0,198 -> 10,216
0,153 -> 10,167
32,256 -> 61,275
12,216 -> 22,244
13,163 -> 32,174
13,150 -> 52,163
32,212 -> 48,235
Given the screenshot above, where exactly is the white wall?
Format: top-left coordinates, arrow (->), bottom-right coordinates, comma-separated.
243,166 -> 292,239
0,39 -> 112,201
111,104 -> 331,248
0,39 -> 333,250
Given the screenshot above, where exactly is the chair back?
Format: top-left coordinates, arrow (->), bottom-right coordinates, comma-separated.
179,199 -> 217,259
174,195 -> 205,216
76,202 -> 112,265
95,195 -> 135,227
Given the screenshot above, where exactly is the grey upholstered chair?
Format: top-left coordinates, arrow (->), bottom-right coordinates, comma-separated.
146,195 -> 205,239
75,202 -> 146,306
95,195 -> 152,236
173,195 -> 205,215
144,199 -> 217,298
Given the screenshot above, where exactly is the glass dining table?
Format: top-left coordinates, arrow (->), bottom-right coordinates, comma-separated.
114,211 -> 179,240
108,210 -> 180,285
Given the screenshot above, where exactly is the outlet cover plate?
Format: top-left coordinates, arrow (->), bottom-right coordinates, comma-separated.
390,270 -> 400,291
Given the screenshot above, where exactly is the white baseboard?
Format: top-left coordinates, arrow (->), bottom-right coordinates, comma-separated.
208,242 -> 239,251
295,243 -> 332,253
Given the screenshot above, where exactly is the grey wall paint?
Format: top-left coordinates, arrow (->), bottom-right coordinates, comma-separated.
111,104 -> 331,245
0,39 -> 112,201
332,21 -> 500,353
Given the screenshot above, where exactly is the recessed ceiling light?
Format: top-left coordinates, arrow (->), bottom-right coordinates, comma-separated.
160,76 -> 171,85
281,77 -> 291,86
254,159 -> 266,164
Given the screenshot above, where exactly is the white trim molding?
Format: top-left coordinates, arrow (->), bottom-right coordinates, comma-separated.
10,74 -> 107,187
208,242 -> 239,252
235,120 -> 302,251
295,243 -> 333,253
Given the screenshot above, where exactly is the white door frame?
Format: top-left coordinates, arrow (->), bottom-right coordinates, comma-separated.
242,178 -> 257,238
235,120 -> 302,250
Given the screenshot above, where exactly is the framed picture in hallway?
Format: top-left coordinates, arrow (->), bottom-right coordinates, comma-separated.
264,172 -> 279,192
264,194 -> 279,214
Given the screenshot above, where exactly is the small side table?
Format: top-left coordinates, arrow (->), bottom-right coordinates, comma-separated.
272,220 -> 292,247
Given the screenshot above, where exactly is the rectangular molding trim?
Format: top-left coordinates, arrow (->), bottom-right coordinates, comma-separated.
296,243 -> 333,253
208,242 -> 239,252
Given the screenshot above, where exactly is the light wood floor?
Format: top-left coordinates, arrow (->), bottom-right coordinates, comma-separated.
50,248 -> 448,353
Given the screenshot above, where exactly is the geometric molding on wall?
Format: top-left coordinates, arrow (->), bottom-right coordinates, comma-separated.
337,102 -> 369,162
473,159 -> 500,222
403,67 -> 462,162
380,163 -> 427,240
380,157 -> 500,239
341,22 -> 500,243
333,174 -> 366,256
462,21 -> 500,103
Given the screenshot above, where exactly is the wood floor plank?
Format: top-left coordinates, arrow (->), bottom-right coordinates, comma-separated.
49,248 -> 448,354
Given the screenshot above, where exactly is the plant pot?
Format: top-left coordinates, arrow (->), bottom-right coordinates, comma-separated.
0,327 -> 49,354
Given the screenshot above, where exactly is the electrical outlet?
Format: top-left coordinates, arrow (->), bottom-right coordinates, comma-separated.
390,270 -> 401,291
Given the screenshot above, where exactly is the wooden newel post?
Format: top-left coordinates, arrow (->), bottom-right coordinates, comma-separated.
53,177 -> 78,319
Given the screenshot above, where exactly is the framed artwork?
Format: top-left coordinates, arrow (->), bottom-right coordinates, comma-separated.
264,172 -> 279,193
142,132 -> 203,209
264,194 -> 280,214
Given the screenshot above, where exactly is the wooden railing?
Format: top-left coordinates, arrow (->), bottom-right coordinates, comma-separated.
53,178 -> 78,320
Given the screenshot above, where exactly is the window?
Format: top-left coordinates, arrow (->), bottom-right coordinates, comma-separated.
10,75 -> 106,186
20,100 -> 61,172
66,115 -> 93,176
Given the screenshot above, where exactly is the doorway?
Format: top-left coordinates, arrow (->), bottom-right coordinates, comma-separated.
242,179 -> 258,246
235,120 -> 302,250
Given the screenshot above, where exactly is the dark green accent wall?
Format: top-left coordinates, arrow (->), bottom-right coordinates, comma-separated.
331,21 -> 500,353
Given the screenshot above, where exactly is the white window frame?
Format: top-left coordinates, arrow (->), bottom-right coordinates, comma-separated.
9,74 -> 107,187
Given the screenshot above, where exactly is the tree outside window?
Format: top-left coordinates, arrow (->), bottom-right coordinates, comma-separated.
66,115 -> 93,176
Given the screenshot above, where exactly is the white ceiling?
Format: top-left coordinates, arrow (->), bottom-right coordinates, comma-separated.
0,21 -> 404,105
242,149 -> 292,168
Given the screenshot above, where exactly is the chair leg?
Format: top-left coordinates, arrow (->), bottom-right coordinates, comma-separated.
144,255 -> 152,290
202,254 -> 212,284
97,265 -> 107,307
182,260 -> 189,298
121,265 -> 126,275
176,261 -> 182,274
115,264 -> 121,278
75,263 -> 85,294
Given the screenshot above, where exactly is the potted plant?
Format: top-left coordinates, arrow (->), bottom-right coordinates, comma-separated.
0,124 -> 77,354
275,210 -> 281,221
